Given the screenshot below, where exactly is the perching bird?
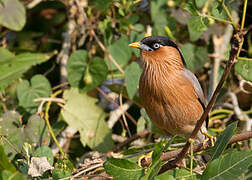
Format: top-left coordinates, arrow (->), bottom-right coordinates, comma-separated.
129,36 -> 209,142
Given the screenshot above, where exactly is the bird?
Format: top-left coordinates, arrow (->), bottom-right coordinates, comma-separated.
129,36 -> 210,143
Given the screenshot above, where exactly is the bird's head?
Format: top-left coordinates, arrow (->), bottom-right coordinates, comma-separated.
129,36 -> 186,69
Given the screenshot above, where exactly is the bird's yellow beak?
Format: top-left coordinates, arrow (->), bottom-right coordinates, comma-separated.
128,41 -> 140,48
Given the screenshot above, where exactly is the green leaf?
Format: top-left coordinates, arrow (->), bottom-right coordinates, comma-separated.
52,158 -> 73,179
188,16 -> 208,41
155,169 -> 197,180
151,0 -> 168,35
0,0 -> 26,31
24,115 -> 50,146
142,138 -> 175,180
34,146 -> 54,165
195,0 -> 207,9
181,43 -> 208,72
104,157 -> 144,180
0,53 -> 48,91
61,88 -> 114,152
211,1 -> 228,19
0,47 -> 15,62
0,111 -> 24,159
52,168 -> 71,180
0,111 -> 51,159
125,62 -> 142,99
85,57 -> 109,91
183,1 -> 198,15
235,60 -> 252,81
202,150 -> 252,180
1,170 -> 27,180
108,35 -> 132,70
188,16 -> 208,32
0,145 -> 16,172
67,50 -> 88,87
210,121 -> 237,161
137,116 -> 146,133
17,75 -> 51,113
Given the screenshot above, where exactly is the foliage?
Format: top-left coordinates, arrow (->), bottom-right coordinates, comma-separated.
0,0 -> 251,179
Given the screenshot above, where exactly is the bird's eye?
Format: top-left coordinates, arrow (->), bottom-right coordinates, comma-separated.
153,43 -> 161,49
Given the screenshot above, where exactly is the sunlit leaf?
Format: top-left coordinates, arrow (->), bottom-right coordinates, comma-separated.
202,150 -> 252,180
0,0 -> 26,31
0,53 -> 48,91
155,169 -> 197,180
61,88 -> 114,152
104,157 -> 144,180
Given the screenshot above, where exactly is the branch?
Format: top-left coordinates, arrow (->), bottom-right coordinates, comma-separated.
158,30 -> 242,174
158,131 -> 252,174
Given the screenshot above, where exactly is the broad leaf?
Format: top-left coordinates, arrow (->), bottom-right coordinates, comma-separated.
0,111 -> 24,159
151,0 -> 168,35
0,0 -> 26,31
104,157 -> 144,180
188,16 -> 208,41
61,88 -> 114,152
0,53 -> 48,91
0,145 -> 16,172
85,57 -> 109,91
0,47 -> 15,62
34,146 -> 54,165
67,50 -> 88,87
24,115 -> 50,146
1,170 -> 27,180
182,1 -> 198,15
202,150 -> 252,180
142,138 -> 176,180
0,111 -> 50,159
210,121 -> 237,161
195,0 -> 207,9
108,35 -> 132,70
155,169 -> 197,180
17,75 -> 51,113
181,43 -> 208,72
235,60 -> 252,81
125,62 -> 142,99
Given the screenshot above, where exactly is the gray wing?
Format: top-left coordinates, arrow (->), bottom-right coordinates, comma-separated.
182,69 -> 208,128
182,69 -> 206,106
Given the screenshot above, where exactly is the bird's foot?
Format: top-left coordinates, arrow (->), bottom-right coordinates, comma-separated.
138,151 -> 153,167
202,132 -> 216,148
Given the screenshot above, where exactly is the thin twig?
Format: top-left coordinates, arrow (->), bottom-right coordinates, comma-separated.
34,97 -> 66,104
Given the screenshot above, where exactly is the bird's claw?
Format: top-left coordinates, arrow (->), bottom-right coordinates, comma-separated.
203,132 -> 216,148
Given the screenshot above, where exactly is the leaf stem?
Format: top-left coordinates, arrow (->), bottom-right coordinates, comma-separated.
237,57 -> 252,61
199,13 -> 232,25
45,89 -> 66,158
221,0 -> 238,30
240,0 -> 248,30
